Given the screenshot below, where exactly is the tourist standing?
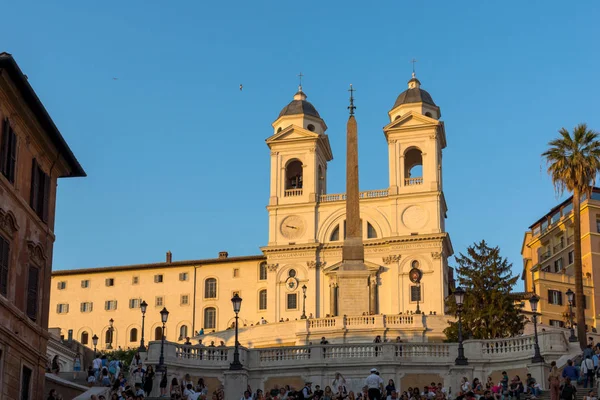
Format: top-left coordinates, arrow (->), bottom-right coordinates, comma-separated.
386,380 -> 396,398
560,377 -> 577,400
51,355 -> 60,373
333,372 -> 348,395
73,353 -> 81,379
549,361 -> 560,400
303,382 -> 314,400
144,365 -> 155,396
365,368 -> 384,400
160,372 -> 168,397
582,355 -> 595,388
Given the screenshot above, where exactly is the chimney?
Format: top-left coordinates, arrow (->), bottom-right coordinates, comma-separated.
219,251 -> 228,259
166,251 -> 172,263
68,329 -> 73,343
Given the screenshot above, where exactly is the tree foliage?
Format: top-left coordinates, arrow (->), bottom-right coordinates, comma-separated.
444,240 -> 525,341
542,123 -> 600,349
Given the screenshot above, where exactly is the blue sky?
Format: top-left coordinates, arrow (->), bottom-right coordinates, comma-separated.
2,1 -> 599,289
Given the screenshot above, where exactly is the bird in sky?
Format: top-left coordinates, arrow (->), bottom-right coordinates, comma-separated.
112,77 -> 118,80
239,84 -> 243,91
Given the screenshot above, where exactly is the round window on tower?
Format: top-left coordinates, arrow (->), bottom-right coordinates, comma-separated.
288,269 -> 297,278
425,112 -> 433,118
277,127 -> 283,132
307,124 -> 315,132
395,115 -> 401,120
411,260 -> 420,269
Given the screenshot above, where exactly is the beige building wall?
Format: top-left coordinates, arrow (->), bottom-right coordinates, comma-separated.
522,193 -> 600,329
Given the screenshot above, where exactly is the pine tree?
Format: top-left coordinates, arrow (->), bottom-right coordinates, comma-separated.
444,240 -> 525,341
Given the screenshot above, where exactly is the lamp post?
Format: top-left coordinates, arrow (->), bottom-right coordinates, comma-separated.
107,318 -> 114,349
566,289 -> 578,342
139,300 -> 148,351
454,287 -> 468,365
415,282 -> 422,314
92,334 -> 98,354
158,307 -> 169,372
529,294 -> 544,363
301,284 -> 307,319
230,293 -> 243,370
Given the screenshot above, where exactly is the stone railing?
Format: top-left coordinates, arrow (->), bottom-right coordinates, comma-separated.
303,314 -> 422,333
404,177 -> 423,186
319,189 -> 389,203
284,188 -> 302,197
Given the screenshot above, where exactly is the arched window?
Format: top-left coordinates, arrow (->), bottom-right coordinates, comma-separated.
204,307 -> 216,329
285,159 -> 303,190
80,331 -> 89,345
425,112 -> 433,118
205,278 -> 217,298
259,289 -> 267,310
412,260 -> 420,269
404,148 -> 423,185
130,328 -> 138,342
154,326 -> 163,340
330,226 -> 340,241
179,325 -> 188,340
367,222 -> 377,239
259,262 -> 267,281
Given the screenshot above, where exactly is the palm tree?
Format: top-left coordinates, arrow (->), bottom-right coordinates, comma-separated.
542,123 -> 600,349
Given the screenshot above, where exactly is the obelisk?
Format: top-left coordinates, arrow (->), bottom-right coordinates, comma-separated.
337,85 -> 371,316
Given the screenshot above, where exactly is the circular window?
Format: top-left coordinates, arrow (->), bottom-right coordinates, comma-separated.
277,127 -> 283,132
411,260 -> 420,269
395,115 -> 401,120
288,269 -> 297,278
425,112 -> 432,117
307,124 -> 315,132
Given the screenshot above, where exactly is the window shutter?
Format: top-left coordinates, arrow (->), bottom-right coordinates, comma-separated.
30,159 -> 39,211
558,291 -> 563,306
42,172 -> 50,223
66,304 -> 69,313
80,303 -> 84,312
547,290 -> 552,304
57,304 -> 60,313
7,125 -> 16,183
0,236 -> 8,297
114,300 -> 117,310
0,118 -> 8,176
26,266 -> 39,320
90,302 -> 93,312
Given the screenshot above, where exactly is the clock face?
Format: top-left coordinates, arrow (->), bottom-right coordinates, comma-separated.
409,267 -> 422,284
280,215 -> 306,239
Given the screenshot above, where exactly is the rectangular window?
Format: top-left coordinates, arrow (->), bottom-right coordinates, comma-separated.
548,290 -> 563,305
155,296 -> 163,307
129,299 -> 140,309
568,250 -> 574,265
0,235 -> 9,297
287,293 -> 298,310
57,281 -> 66,290
259,263 -> 267,280
80,302 -> 93,313
81,280 -> 90,288
554,258 -> 563,273
154,274 -> 163,283
26,266 -> 39,321
233,268 -> 239,278
181,295 -> 189,305
259,290 -> 267,310
0,118 -> 17,184
104,300 -> 117,311
550,319 -> 565,328
179,272 -> 188,281
56,304 -> 69,314
105,278 -> 114,287
20,365 -> 32,400
410,285 -> 422,302
132,276 -> 139,285
29,158 -> 50,223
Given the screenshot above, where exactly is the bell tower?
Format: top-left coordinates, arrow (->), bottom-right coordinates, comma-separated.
265,86 -> 333,246
384,73 -> 446,197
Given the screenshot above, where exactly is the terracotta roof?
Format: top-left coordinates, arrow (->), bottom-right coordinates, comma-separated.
0,52 -> 85,177
52,254 -> 266,276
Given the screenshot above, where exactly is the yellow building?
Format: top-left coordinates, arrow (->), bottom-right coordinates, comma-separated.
521,189 -> 600,329
50,74 -> 455,350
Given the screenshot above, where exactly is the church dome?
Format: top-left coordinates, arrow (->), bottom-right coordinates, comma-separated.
392,75 -> 436,109
278,89 -> 321,119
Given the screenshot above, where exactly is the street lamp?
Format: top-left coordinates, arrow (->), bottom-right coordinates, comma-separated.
301,285 -> 307,319
415,283 -> 422,314
92,334 -> 98,354
529,294 -> 545,363
106,318 -> 114,349
158,307 -> 169,372
454,287 -> 468,365
230,293 -> 243,370
139,300 -> 148,351
565,289 -> 578,343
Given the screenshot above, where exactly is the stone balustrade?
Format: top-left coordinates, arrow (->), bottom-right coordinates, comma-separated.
319,189 -> 388,203
404,177 -> 423,185
284,188 -> 302,197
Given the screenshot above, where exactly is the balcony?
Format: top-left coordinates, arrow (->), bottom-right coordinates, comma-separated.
540,251 -> 552,262
319,189 -> 388,203
533,270 -> 593,286
404,177 -> 423,186
553,243 -> 564,254
284,189 -> 302,197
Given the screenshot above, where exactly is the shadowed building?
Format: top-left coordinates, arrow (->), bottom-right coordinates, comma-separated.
0,53 -> 85,399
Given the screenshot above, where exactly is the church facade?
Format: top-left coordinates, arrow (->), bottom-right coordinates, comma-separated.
49,74 -> 454,350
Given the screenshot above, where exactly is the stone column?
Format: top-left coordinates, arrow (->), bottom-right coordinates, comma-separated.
329,282 -> 336,316
224,370 -> 249,400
